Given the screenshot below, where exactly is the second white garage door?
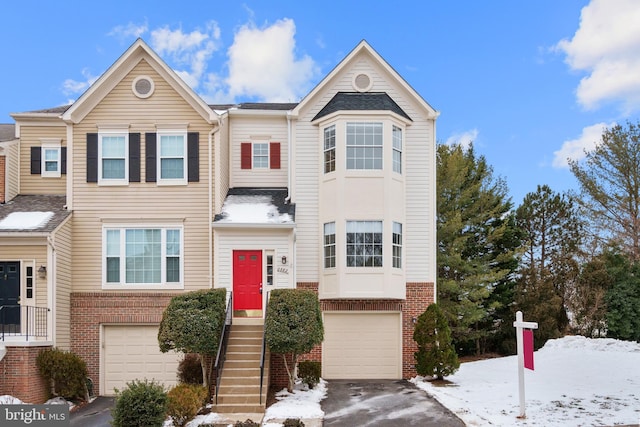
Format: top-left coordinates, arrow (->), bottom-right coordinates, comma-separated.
102,325 -> 181,395
322,312 -> 402,379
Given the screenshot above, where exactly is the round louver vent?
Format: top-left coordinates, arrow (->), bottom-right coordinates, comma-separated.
353,73 -> 372,92
132,75 -> 154,99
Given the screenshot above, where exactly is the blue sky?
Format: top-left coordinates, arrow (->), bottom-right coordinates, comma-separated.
2,0 -> 639,204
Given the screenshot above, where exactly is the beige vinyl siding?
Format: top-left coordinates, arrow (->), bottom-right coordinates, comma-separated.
19,125 -> 67,195
215,115 -> 230,213
214,229 -> 294,290
230,115 -> 288,188
52,217 -> 72,349
71,59 -> 212,292
0,241 -> 48,309
6,142 -> 20,201
294,51 -> 435,284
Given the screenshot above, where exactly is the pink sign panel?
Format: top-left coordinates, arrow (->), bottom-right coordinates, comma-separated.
523,329 -> 534,370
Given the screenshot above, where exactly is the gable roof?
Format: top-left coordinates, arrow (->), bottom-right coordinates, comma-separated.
62,38 -> 218,124
312,92 -> 412,122
292,40 -> 438,120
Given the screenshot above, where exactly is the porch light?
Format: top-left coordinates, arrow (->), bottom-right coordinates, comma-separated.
38,265 -> 47,279
281,256 -> 287,265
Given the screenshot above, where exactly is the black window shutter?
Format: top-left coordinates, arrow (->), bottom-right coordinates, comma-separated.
86,133 -> 98,182
129,133 -> 140,182
30,147 -> 42,175
61,147 -> 67,175
188,132 -> 199,182
145,133 -> 157,182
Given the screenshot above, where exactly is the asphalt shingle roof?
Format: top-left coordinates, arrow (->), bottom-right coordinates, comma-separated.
312,92 -> 412,122
0,124 -> 16,142
0,195 -> 70,233
213,187 -> 295,223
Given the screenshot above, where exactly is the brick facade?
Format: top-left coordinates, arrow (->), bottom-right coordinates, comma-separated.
269,281 -> 435,390
0,345 -> 51,403
70,292 -> 181,395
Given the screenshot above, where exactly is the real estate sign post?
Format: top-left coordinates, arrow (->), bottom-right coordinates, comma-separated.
514,310 -> 538,418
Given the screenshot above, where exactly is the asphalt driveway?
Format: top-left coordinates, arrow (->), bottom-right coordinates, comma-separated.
322,379 -> 465,427
69,396 -> 114,427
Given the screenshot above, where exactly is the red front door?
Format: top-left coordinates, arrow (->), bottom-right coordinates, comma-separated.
233,250 -> 262,312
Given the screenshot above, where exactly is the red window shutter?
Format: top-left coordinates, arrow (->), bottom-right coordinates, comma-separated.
270,142 -> 281,169
241,143 -> 252,169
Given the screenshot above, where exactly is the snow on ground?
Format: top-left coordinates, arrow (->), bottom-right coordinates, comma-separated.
263,380 -> 327,423
413,336 -> 640,426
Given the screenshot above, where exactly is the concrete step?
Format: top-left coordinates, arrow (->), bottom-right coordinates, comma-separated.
219,376 -> 264,386
214,403 -> 266,413
225,359 -> 261,369
217,384 -> 263,394
217,393 -> 265,405
221,367 -> 264,377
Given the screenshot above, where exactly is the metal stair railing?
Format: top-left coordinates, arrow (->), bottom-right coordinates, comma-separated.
259,291 -> 270,404
214,291 -> 233,405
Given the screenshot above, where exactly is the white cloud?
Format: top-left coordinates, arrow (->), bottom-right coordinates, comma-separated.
108,21 -> 148,40
62,68 -> 99,96
552,122 -> 615,168
444,129 -> 478,150
150,22 -> 221,90
225,18 -> 319,102
555,0 -> 640,111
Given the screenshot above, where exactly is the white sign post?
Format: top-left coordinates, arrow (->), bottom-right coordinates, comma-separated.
513,311 -> 538,418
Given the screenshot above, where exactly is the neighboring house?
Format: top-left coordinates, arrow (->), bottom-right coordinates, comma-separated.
0,38 -> 437,403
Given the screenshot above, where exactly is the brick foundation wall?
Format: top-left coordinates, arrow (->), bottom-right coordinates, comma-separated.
0,345 -> 51,403
269,281 -> 435,389
0,155 -> 5,204
402,282 -> 436,378
70,292 -> 181,395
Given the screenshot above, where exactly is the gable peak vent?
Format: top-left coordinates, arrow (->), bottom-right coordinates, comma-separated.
353,73 -> 372,92
132,75 -> 155,99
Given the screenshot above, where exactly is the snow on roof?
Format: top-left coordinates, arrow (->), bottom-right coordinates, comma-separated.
217,195 -> 293,224
0,212 -> 54,230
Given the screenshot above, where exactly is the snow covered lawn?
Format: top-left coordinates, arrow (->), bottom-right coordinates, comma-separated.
413,336 -> 640,426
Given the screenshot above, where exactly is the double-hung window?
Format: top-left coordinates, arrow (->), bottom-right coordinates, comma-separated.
104,227 -> 182,287
158,132 -> 187,184
324,222 -> 336,268
392,126 -> 402,174
392,222 -> 403,268
41,143 -> 61,178
324,125 -> 336,173
346,122 -> 383,170
346,221 -> 383,267
253,143 -> 269,169
99,133 -> 128,184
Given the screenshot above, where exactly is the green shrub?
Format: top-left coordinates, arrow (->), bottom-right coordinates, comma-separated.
111,379 -> 168,427
177,353 -> 204,384
36,347 -> 88,400
413,303 -> 459,380
167,383 -> 208,427
298,361 -> 321,388
233,420 -> 260,427
283,419 -> 306,427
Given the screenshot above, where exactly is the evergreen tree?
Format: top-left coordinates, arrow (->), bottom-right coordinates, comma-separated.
570,254 -> 611,337
515,185 -> 583,342
413,303 -> 459,380
602,252 -> 640,341
437,143 -> 517,354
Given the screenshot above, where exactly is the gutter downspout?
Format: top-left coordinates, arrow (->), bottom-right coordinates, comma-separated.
46,236 -> 56,342
431,118 -> 437,304
208,119 -> 222,288
285,112 -> 292,203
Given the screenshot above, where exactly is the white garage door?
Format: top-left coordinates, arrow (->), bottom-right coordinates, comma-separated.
322,312 -> 402,379
102,325 -> 181,395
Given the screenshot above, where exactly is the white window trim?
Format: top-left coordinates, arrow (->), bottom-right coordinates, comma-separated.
41,142 -> 61,178
323,125 -> 336,174
346,122 -> 384,171
252,142 -> 270,169
98,130 -> 129,186
392,125 -> 403,174
102,225 -> 184,290
157,130 -> 188,186
346,220 -> 384,268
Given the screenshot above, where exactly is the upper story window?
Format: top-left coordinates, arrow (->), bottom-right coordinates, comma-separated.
392,126 -> 402,174
253,143 -> 269,169
346,220 -> 383,267
346,122 -> 383,170
324,222 -> 336,268
41,142 -> 61,178
392,222 -> 403,268
241,142 -> 281,170
104,226 -> 182,288
99,132 -> 128,184
324,125 -> 336,173
158,132 -> 187,184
